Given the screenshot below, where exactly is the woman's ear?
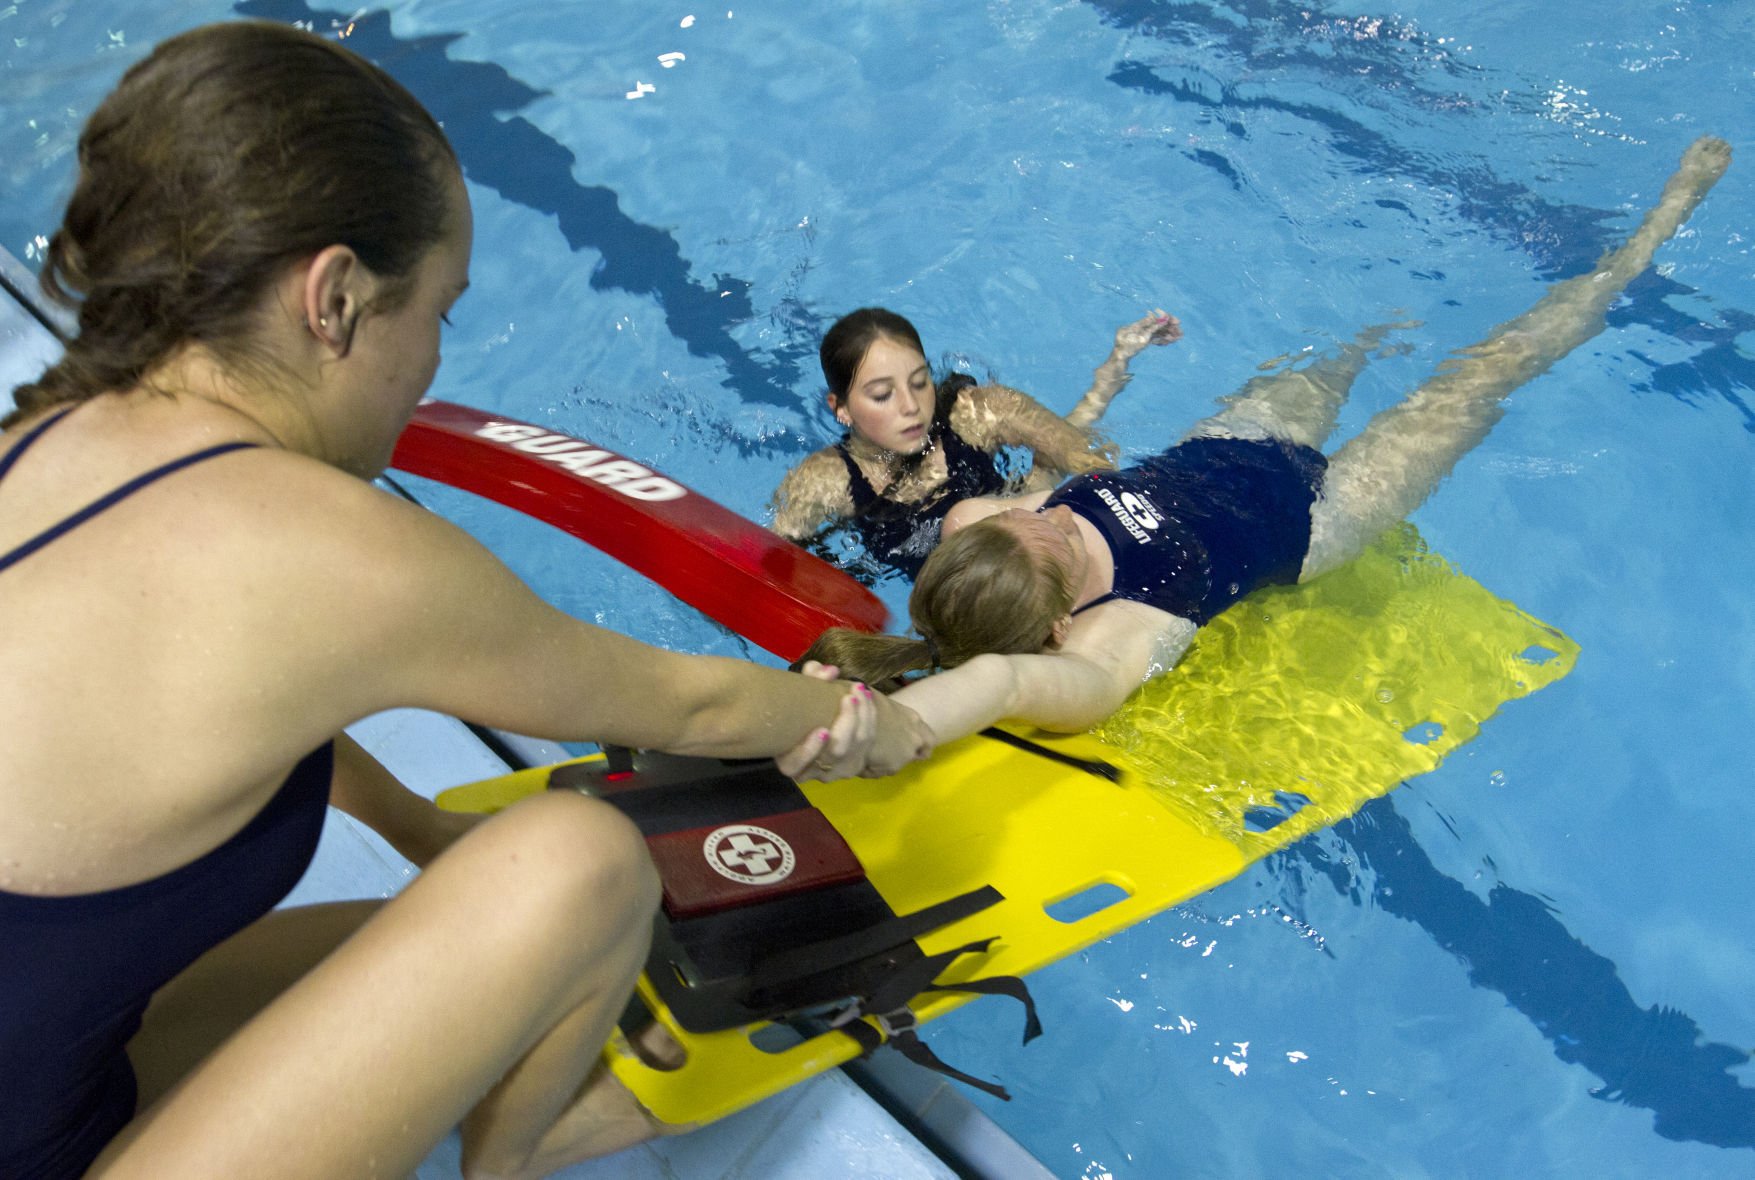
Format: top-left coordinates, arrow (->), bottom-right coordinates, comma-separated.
1047,613 -> 1073,649
299,244 -> 372,357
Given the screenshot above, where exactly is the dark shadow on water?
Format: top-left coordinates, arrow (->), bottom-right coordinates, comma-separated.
1284,796 -> 1755,1150
237,1 -> 813,412
238,2 -> 1753,432
1088,0 -> 1755,431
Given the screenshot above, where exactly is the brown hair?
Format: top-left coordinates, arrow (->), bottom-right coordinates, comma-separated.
4,20 -> 457,428
820,308 -> 929,406
801,517 -> 1079,685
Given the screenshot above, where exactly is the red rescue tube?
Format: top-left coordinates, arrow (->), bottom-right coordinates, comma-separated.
391,399 -> 887,660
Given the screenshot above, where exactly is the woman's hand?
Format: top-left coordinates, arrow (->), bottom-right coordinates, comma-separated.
777,662 -> 933,781
1114,309 -> 1182,358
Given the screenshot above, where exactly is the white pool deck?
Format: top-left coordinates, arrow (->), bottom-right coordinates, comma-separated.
2,254 -> 1054,1180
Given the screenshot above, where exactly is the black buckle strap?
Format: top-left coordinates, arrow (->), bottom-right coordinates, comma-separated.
745,885 -> 1003,992
831,936 -> 1042,1101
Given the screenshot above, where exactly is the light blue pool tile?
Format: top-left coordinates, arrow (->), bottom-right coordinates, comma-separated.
279,812 -> 412,907
717,1069 -> 957,1180
349,709 -> 516,799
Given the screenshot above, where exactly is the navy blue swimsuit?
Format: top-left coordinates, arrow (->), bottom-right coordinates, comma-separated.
0,406 -> 334,1179
838,374 -> 1007,579
1044,435 -> 1328,625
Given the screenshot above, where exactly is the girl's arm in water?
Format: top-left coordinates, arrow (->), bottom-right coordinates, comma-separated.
953,382 -> 1119,481
769,447 -> 857,541
959,310 -> 1181,489
1065,309 -> 1182,430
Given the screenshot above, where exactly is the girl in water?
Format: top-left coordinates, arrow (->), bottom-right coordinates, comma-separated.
798,137 -> 1731,753
771,305 -> 1182,577
0,22 -> 925,1180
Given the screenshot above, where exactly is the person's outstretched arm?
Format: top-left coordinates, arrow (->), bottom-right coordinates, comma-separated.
1065,310 -> 1182,430
889,599 -> 1196,746
954,382 -> 1118,480
959,311 -> 1182,490
254,454 -> 932,775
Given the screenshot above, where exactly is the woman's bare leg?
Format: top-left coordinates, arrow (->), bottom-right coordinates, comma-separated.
97,790 -> 670,1180
1185,320 -> 1415,449
1302,136 -> 1730,578
329,733 -> 483,868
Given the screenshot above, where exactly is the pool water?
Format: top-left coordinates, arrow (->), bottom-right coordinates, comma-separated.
3,1 -> 1751,1177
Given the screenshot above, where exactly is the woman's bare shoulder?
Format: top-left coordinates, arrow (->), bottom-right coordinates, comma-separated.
942,487 -> 1051,533
1064,597 -> 1197,679
772,446 -> 854,537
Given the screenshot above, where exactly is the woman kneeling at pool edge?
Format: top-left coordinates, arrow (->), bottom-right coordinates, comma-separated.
0,21 -> 926,1180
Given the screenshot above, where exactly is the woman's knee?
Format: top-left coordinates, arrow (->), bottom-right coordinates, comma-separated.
454,791 -> 660,940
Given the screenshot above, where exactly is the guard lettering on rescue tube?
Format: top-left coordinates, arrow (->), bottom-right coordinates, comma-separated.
474,422 -> 686,502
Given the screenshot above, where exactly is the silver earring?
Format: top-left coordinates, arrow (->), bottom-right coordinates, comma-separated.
319,317 -> 329,328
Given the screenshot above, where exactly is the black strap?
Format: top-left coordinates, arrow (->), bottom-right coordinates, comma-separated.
978,726 -> 1121,783
746,885 -> 1003,991
0,405 -> 76,483
840,1013 -> 1020,1101
833,935 -> 1042,1101
1,440 -> 257,576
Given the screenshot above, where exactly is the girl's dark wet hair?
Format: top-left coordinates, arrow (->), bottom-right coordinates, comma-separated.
4,20 -> 458,428
819,307 -> 928,406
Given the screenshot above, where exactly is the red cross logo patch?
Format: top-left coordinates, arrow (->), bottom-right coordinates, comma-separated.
702,823 -> 797,886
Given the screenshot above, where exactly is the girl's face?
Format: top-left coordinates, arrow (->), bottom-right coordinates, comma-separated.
833,334 -> 936,455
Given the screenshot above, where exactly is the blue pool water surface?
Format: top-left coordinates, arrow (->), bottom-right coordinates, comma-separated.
3,2 -> 1751,1177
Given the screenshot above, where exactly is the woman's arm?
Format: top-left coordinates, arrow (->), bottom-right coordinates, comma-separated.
890,599 -> 1196,746
953,383 -> 1117,481
247,456 -> 932,775
1065,310 -> 1182,430
769,449 -> 855,540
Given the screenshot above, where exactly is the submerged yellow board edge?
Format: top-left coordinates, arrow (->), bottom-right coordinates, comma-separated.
437,526 -> 1577,1127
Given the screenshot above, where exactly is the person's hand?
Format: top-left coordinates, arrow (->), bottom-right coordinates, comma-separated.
1115,309 -> 1181,357
777,669 -> 873,781
863,692 -> 934,778
777,662 -> 933,781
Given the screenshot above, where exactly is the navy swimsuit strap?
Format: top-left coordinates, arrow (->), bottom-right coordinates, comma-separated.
1070,592 -> 1118,616
835,439 -> 879,505
0,409 -> 257,574
0,404 -> 77,483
